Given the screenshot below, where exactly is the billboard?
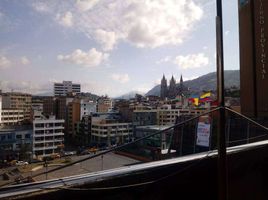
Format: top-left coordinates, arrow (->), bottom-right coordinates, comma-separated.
196,116 -> 211,147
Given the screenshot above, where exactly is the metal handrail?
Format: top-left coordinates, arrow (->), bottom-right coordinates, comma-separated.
2,106 -> 268,188
0,107 -> 220,187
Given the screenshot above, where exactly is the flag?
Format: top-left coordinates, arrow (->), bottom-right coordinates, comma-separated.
199,97 -> 212,103
200,92 -> 211,99
193,98 -> 199,106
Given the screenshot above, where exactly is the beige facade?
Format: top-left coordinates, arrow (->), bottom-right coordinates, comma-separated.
2,92 -> 32,122
91,120 -> 133,146
157,105 -> 206,125
97,98 -> 113,113
1,109 -> 24,126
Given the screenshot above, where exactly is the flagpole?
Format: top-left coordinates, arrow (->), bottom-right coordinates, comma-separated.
216,0 -> 228,200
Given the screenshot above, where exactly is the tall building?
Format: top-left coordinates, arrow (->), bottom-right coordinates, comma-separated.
178,75 -> 184,95
80,99 -> 96,119
54,81 -> 80,96
33,115 -> 64,159
97,97 -> 113,113
67,99 -> 81,138
168,75 -> 177,99
42,97 -> 56,117
1,92 -> 32,122
238,0 -> 268,117
160,75 -> 168,99
91,118 -> 133,146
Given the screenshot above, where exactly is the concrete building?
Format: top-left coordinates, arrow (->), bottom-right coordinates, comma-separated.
80,99 -> 96,119
157,105 -> 205,125
0,126 -> 32,161
74,115 -> 92,146
97,97 -> 113,113
43,97 -> 56,117
1,109 -> 24,126
1,96 -> 25,126
33,115 -> 64,159
1,92 -> 32,122
132,110 -> 157,126
135,125 -> 173,153
91,113 -> 132,146
54,81 -> 80,96
67,99 -> 80,138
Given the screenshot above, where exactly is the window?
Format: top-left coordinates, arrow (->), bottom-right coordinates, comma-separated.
1,135 -> 6,141
16,135 -> 22,139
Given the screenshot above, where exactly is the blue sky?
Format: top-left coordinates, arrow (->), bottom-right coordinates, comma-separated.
0,0 -> 239,97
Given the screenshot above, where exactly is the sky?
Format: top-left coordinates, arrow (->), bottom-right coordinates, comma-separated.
0,0 -> 239,97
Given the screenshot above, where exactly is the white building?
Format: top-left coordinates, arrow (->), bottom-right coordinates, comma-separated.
54,81 -> 80,96
80,99 -> 96,119
33,115 -> 64,159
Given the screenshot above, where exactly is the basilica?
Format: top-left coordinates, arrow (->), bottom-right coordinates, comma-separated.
160,74 -> 187,99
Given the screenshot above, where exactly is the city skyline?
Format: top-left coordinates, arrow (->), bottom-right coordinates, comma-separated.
0,0 -> 239,97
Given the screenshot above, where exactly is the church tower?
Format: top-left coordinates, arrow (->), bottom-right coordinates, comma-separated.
179,74 -> 184,95
160,74 -> 168,99
168,75 -> 177,99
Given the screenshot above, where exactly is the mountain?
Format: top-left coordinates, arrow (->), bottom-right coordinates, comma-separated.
78,92 -> 100,101
115,91 -> 145,100
146,70 -> 240,96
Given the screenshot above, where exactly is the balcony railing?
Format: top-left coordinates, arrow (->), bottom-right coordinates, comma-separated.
0,107 -> 268,200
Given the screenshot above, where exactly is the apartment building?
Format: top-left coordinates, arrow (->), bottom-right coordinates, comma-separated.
80,99 -> 96,119
91,114 -> 133,146
157,105 -> 205,125
97,97 -> 113,113
1,92 -> 32,122
0,95 -> 24,126
54,81 -> 80,96
33,115 -> 64,158
0,126 -> 32,161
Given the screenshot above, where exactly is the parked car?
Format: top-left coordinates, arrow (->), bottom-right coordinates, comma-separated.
63,151 -> 75,156
50,153 -> 61,159
16,161 -> 29,166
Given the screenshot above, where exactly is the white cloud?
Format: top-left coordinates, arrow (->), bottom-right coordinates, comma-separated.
57,48 -> 109,67
33,0 -> 203,49
21,56 -> 30,65
183,76 -> 198,81
32,2 -> 51,13
225,30 -> 230,35
121,0 -> 203,48
94,29 -> 117,51
133,84 -> 152,94
156,56 -> 171,64
56,11 -> 73,27
174,53 -> 209,69
111,73 -> 130,83
76,0 -> 100,12
0,80 -> 50,95
81,81 -> 113,96
0,56 -> 11,69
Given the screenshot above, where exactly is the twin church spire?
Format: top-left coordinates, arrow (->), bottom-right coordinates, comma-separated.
160,74 -> 184,99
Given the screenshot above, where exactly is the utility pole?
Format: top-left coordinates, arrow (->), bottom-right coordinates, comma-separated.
216,0 -> 228,200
